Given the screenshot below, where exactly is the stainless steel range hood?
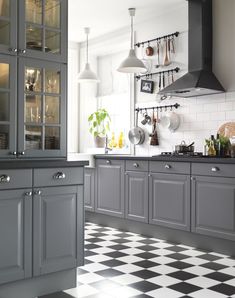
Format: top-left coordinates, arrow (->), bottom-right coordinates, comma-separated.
158,0 -> 225,98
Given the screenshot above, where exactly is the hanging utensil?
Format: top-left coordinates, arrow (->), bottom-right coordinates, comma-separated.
156,40 -> 161,68
146,41 -> 154,56
171,36 -> 175,54
171,70 -> 174,83
163,38 -> 171,66
162,72 -> 165,89
150,109 -> 159,146
158,72 -> 162,90
128,110 -> 145,145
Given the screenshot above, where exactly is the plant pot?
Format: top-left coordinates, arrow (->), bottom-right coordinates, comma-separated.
94,136 -> 105,148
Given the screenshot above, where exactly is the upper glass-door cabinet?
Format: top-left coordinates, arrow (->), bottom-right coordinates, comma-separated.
0,0 -> 17,55
18,0 -> 67,63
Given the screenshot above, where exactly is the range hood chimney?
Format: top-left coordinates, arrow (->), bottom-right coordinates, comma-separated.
159,0 -> 225,98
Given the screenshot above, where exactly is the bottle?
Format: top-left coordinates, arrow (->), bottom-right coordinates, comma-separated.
215,133 -> 221,156
109,132 -> 117,148
118,132 -> 124,148
208,135 -> 216,156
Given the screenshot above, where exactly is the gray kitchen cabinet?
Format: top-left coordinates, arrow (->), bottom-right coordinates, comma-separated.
0,0 -> 17,55
125,171 -> 148,223
0,188 -> 32,285
149,173 -> 191,231
18,58 -> 67,158
95,159 -> 125,218
33,185 -> 84,276
84,167 -> 95,211
191,175 -> 235,241
0,54 -> 17,158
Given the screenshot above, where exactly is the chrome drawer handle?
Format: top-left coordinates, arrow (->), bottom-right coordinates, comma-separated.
25,191 -> 32,197
34,190 -> 42,196
165,164 -> 171,169
0,175 -> 10,183
106,160 -> 111,165
53,172 -> 66,179
211,167 -> 220,172
133,163 -> 139,168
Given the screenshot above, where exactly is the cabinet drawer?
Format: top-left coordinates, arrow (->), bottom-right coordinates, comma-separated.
0,169 -> 32,190
150,161 -> 190,174
192,163 -> 235,178
33,167 -> 84,187
126,160 -> 148,172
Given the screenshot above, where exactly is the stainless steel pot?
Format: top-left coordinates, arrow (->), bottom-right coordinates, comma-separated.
175,141 -> 195,153
128,110 -> 145,145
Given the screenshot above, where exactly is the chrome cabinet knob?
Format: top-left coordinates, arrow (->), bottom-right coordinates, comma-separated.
18,151 -> 25,156
106,160 -> 111,165
25,191 -> 32,196
165,164 -> 171,169
211,167 -> 219,172
191,177 -> 196,181
53,172 -> 66,179
133,163 -> 139,168
34,190 -> 42,196
0,174 -> 10,183
9,48 -> 18,53
10,151 -> 17,156
20,49 -> 26,54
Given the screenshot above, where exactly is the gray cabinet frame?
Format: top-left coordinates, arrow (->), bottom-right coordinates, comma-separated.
149,173 -> 191,231
18,58 -> 67,158
18,0 -> 68,63
0,188 -> 32,285
95,159 -> 125,218
191,175 -> 235,241
125,171 -> 148,223
84,168 -> 95,211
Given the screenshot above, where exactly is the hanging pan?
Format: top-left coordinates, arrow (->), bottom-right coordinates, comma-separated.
128,110 -> 145,145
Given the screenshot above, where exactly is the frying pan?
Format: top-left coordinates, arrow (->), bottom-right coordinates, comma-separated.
128,110 -> 145,145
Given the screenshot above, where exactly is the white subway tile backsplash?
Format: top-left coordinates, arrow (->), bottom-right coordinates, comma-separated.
136,92 -> 234,155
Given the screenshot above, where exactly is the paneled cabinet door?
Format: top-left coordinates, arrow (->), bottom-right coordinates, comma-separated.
18,58 -> 66,158
95,159 -> 125,218
149,173 -> 190,231
0,0 -> 17,55
125,171 -> 148,223
18,0 -> 67,62
192,176 -> 235,241
84,168 -> 95,211
33,185 -> 84,276
0,54 -> 17,158
0,189 -> 32,285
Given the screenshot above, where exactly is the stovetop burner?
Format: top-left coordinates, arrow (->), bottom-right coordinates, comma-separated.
158,152 -> 203,157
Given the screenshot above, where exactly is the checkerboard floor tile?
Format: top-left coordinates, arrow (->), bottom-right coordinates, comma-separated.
61,222 -> 235,298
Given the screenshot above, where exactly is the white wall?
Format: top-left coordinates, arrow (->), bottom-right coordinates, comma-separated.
134,0 -> 235,156
67,42 -> 80,153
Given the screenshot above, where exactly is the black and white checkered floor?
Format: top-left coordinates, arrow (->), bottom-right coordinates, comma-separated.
65,222 -> 235,298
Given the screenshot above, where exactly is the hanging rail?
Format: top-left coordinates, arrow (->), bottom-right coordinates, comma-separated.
135,31 -> 179,48
135,67 -> 180,81
136,103 -> 180,113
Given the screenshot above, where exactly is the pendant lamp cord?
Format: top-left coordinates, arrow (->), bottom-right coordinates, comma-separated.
86,31 -> 89,64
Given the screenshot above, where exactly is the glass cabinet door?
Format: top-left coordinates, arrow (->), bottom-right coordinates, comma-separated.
0,54 -> 17,158
18,58 -> 66,158
18,0 -> 67,63
0,0 -> 17,54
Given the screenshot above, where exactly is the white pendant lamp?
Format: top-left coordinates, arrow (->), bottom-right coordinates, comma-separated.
78,27 -> 99,83
117,8 -> 147,74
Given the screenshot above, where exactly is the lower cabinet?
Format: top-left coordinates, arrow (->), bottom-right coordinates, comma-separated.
95,159 -> 125,218
84,168 -> 95,211
33,185 -> 83,276
149,173 -> 191,231
125,171 -> 148,223
191,176 -> 235,241
0,189 -> 32,285
0,167 -> 84,287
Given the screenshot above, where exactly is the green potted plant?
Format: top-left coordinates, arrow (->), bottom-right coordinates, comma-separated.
88,108 -> 111,148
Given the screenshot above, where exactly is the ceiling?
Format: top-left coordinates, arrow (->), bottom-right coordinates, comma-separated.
68,0 -> 184,43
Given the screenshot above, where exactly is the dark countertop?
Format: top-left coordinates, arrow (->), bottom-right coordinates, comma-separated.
94,154 -> 235,164
0,159 -> 89,169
